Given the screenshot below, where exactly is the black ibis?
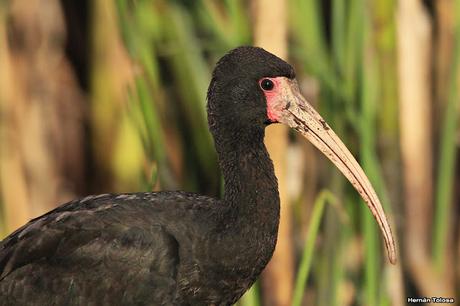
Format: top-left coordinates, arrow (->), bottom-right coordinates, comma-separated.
0,46 -> 396,305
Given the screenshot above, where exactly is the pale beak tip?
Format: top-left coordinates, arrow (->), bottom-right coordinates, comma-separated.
388,246 -> 397,265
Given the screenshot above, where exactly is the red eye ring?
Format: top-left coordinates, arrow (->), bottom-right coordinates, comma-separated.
260,79 -> 274,91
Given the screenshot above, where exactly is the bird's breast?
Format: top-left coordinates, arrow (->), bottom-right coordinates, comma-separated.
175,222 -> 278,305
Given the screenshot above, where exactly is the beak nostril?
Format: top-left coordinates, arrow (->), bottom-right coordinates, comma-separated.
285,101 -> 291,110
319,119 -> 329,130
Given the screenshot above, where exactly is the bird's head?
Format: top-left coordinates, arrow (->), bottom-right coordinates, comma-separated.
208,46 -> 295,129
207,46 -> 396,264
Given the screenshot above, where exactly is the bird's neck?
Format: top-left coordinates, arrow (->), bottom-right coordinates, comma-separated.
214,124 -> 280,232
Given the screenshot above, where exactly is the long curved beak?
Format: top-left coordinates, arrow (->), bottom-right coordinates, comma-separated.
273,77 -> 396,264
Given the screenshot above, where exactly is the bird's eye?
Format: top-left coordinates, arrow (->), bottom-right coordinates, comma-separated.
260,79 -> 274,91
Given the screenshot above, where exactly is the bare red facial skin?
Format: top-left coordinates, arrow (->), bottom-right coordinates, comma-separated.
259,77 -> 282,122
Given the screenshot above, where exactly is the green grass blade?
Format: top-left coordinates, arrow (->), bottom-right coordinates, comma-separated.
239,282 -> 261,306
332,0 -> 346,75
359,5 -> 385,304
289,0 -> 335,90
432,0 -> 460,270
292,190 -> 338,306
161,4 -> 217,178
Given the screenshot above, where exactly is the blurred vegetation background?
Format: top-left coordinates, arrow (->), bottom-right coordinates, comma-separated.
0,0 -> 459,305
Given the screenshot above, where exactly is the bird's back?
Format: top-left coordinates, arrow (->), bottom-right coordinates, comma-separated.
0,192 -> 219,306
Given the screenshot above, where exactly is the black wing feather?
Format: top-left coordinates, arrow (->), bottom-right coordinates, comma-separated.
0,194 -> 182,306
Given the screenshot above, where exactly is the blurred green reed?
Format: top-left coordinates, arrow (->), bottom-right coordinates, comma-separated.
433,0 -> 460,271
292,190 -> 338,306
114,0 -> 251,194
